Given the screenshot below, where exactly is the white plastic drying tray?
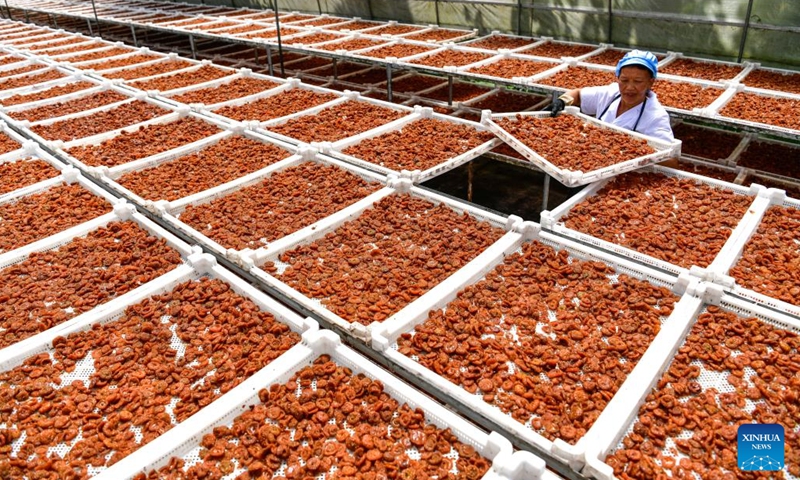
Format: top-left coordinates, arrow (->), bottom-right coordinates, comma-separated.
19,38 -> 103,57
159,149 -> 388,266
0,142 -> 72,202
51,108 -> 229,174
320,105 -> 500,183
515,36 -> 604,62
0,57 -> 50,76
65,46 -> 166,71
697,190 -> 800,318
700,83 -> 800,137
525,60 -> 613,90
123,61 -> 239,96
43,42 -> 137,64
0,200 -> 198,364
456,50 -> 561,85
540,164 -> 768,278
93,329 -> 530,480
460,87 -> 551,115
88,53 -> 201,82
202,77 -> 345,128
372,222 -> 700,473
485,108 -> 681,187
396,43 -> 500,74
738,63 -> 800,96
257,90 -> 414,146
0,119 -> 32,162
17,92 -> 182,149
0,70 -> 92,100
459,32 -> 544,53
583,291 -> 800,480
0,253 -> 316,479
393,24 -> 478,44
0,80 -> 128,122
658,52 -> 756,83
156,67 -> 287,109
347,38 -> 441,64
247,178 -> 521,342
1,31 -> 72,48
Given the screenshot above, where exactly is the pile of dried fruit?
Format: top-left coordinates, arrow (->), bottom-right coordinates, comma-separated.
466,35 -> 538,51
130,65 -> 234,92
27,37 -> 88,51
267,100 -> 407,143
651,80 -> 723,110
327,20 -> 382,31
0,132 -> 20,155
494,114 -> 655,172
0,81 -> 95,106
0,275 -> 299,478
743,68 -> 800,94
607,307 -> 800,479
61,46 -> 134,63
32,100 -> 168,141
399,241 -> 677,443
359,43 -> 435,60
38,42 -> 106,56
0,221 -> 182,347
295,17 -> 348,27
263,193 -> 504,324
672,123 -> 742,161
404,29 -> 470,42
467,57 -> 554,79
103,59 -> 194,81
536,66 -> 615,89
315,37 -> 388,52
729,205 -> 800,306
9,90 -> 129,122
343,118 -> 493,171
213,88 -> 338,122
82,53 -> 162,71
660,58 -> 742,81
0,158 -> 59,195
0,69 -> 66,91
136,355 -> 491,480
0,64 -> 47,79
289,32 -> 343,45
526,42 -> 596,58
117,135 -> 289,201
562,172 -> 754,268
367,24 -> 425,36
720,92 -> 800,131
67,116 -> 220,168
180,162 -> 380,249
0,183 -> 110,253
584,49 -> 628,66
409,50 -> 492,68
169,76 -> 279,105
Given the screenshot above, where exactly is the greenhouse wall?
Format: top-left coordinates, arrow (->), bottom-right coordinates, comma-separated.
173,0 -> 800,68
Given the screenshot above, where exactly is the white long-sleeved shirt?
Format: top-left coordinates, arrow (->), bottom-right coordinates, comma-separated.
579,83 -> 674,143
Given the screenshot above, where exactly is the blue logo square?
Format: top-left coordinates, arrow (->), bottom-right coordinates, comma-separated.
738,423 -> 784,471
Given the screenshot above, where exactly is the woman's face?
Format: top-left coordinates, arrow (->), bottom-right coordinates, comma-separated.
617,66 -> 654,106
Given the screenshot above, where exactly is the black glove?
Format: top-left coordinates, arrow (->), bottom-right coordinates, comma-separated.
549,95 -> 566,117
548,91 -> 574,117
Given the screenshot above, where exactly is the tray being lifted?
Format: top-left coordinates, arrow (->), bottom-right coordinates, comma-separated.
484,107 -> 681,187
